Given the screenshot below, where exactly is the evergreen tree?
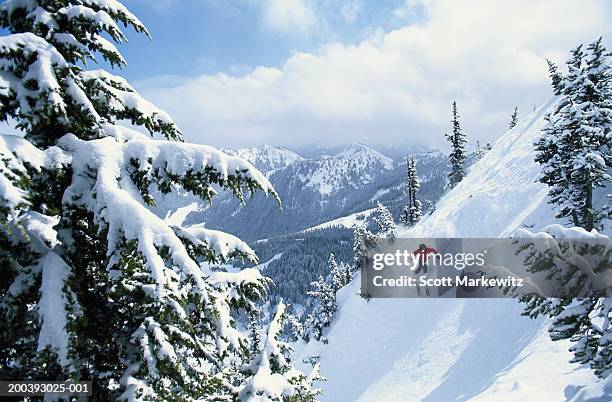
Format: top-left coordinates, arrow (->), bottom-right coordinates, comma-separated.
515,225 -> 611,379
341,260 -> 353,284
509,106 -> 519,129
547,59 -> 565,95
536,39 -> 612,231
240,302 -> 323,401
328,253 -> 344,292
249,312 -> 262,358
306,275 -> 337,341
0,2 -> 319,400
475,140 -> 485,160
373,201 -> 396,238
446,101 -> 468,189
286,313 -> 305,343
352,226 -> 376,269
402,156 -> 422,226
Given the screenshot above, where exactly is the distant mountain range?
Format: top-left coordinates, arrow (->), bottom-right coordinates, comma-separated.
185,143 -> 450,241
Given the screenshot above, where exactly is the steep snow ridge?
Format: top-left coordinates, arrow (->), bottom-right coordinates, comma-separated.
398,98 -> 560,239
297,144 -> 394,196
296,98 -> 605,401
222,144 -> 304,173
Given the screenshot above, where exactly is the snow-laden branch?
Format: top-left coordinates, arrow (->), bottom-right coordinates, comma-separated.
0,134 -> 68,212
512,224 -> 611,296
0,0 -> 148,66
0,33 -> 181,145
57,133 -> 276,303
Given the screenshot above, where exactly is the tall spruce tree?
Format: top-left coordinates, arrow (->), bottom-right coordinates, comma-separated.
0,1 -> 317,400
509,106 -> 519,129
536,39 -> 612,231
446,101 -> 468,189
402,156 -> 422,226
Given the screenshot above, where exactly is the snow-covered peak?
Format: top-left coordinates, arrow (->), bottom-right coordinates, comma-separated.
334,143 -> 394,169
289,144 -> 394,196
222,145 -> 304,173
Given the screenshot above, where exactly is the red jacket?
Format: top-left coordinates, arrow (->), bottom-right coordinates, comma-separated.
413,247 -> 438,264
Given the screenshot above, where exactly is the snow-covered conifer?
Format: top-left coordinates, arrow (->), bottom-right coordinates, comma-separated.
547,59 -> 565,96
352,225 -> 376,269
249,312 -> 262,358
402,156 -> 422,226
446,101 -> 468,189
475,140 -> 485,160
514,225 -> 611,379
341,260 -> 353,284
536,39 -> 612,231
328,253 -> 344,292
0,2 -> 291,400
307,276 -> 337,340
286,313 -> 305,343
373,201 -> 396,238
239,302 -> 322,401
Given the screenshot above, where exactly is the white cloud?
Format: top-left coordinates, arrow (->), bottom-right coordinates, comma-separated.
260,0 -> 317,35
140,0 -> 612,150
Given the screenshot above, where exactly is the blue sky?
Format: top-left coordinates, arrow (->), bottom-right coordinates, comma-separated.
119,0 -> 426,82
7,1 -> 611,151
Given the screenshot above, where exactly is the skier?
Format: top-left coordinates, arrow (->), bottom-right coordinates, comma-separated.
413,243 -> 439,274
413,243 -> 439,297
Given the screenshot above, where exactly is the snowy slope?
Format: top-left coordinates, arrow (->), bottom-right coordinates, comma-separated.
398,98 -> 560,239
294,99 -> 609,401
301,208 -> 375,232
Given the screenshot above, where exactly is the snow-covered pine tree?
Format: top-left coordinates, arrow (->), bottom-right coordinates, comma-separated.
403,156 -> 422,226
239,302 -> 323,401
352,225 -> 376,270
285,313 -> 305,343
0,1 -> 313,400
509,106 -> 519,129
306,275 -> 337,342
328,253 -> 344,292
373,201 -> 396,238
568,37 -> 612,231
514,225 -> 611,379
445,100 -> 468,189
401,205 -> 409,225
536,39 -> 612,231
249,312 -> 262,358
475,140 -> 485,160
340,260 -> 353,284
